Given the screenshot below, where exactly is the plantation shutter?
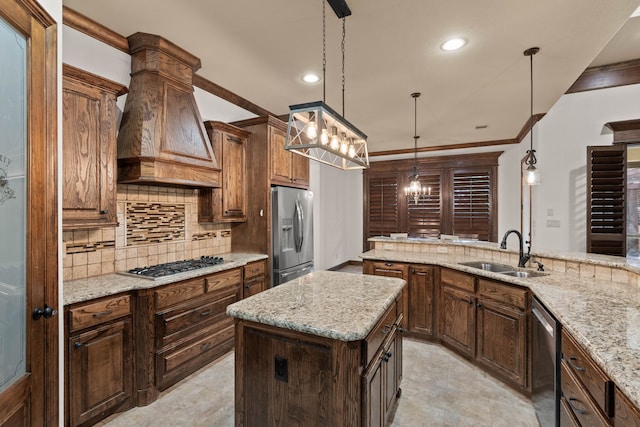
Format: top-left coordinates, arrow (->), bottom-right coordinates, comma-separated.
367,173 -> 399,238
407,173 -> 441,238
587,145 -> 626,256
452,169 -> 492,241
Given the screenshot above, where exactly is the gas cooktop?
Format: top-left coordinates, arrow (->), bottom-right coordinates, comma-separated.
124,256 -> 225,279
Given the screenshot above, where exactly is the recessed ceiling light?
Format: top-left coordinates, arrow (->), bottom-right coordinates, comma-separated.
441,38 -> 467,51
302,73 -> 320,83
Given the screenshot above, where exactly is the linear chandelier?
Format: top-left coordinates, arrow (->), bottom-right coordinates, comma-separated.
285,0 -> 369,170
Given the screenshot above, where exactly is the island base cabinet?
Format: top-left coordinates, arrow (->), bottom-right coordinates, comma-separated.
67,319 -> 134,427
439,285 -> 475,358
235,321 -> 361,427
364,333 -> 402,427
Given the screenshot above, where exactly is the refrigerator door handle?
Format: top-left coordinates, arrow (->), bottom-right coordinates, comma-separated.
293,200 -> 304,253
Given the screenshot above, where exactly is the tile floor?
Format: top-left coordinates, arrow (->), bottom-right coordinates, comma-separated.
98,339 -> 539,427
98,265 -> 539,426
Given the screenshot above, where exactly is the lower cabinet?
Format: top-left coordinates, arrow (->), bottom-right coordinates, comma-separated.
65,294 -> 134,427
408,265 -> 435,337
363,260 -> 409,329
439,284 -> 476,358
242,259 -> 266,299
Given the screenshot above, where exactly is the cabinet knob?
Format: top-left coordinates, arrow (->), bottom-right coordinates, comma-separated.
381,325 -> 392,335
74,342 -> 82,349
385,262 -> 393,267
477,303 -> 483,309
100,209 -> 108,215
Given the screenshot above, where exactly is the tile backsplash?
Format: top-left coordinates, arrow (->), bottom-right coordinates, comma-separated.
63,185 -> 230,281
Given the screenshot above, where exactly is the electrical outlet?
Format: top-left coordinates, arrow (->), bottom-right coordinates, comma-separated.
275,356 -> 288,382
546,219 -> 561,228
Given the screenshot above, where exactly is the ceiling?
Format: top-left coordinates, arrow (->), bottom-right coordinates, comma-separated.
63,0 -> 640,154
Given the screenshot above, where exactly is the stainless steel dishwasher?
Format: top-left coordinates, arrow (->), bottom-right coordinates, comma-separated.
531,296 -> 560,427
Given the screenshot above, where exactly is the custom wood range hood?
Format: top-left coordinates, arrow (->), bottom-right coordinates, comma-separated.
117,32 -> 221,188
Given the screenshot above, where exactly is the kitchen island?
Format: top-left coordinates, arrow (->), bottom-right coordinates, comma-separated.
227,270 -> 406,427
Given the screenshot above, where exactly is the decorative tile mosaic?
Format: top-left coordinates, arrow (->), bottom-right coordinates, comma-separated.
126,202 -> 185,245
192,232 -> 217,241
66,240 -> 116,254
220,230 -> 231,238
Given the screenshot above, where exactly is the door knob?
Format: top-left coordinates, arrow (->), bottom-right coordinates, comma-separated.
33,304 -> 57,320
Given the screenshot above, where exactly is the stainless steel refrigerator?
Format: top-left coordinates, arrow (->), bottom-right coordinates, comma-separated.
271,186 -> 314,286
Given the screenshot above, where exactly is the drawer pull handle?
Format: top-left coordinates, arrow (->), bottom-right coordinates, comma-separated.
381,325 -> 392,335
568,357 -> 585,372
384,262 -> 393,267
200,310 -> 212,317
397,326 -> 405,334
459,297 -> 473,305
74,342 -> 82,349
200,342 -> 212,351
568,397 -> 587,415
92,310 -> 113,318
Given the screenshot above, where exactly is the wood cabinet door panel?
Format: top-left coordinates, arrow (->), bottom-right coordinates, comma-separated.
383,335 -> 398,416
476,299 -> 527,387
269,127 -> 292,184
408,265 -> 434,336
363,355 -> 384,427
291,150 -> 309,187
615,387 -> 640,427
68,319 -> 133,426
221,131 -> 247,220
439,285 -> 475,357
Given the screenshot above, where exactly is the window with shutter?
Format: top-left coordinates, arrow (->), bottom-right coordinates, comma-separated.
367,174 -> 399,239
452,169 -> 493,241
587,145 -> 626,256
407,173 -> 441,238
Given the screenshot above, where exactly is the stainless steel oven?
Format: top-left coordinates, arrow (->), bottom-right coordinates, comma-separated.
531,296 -> 560,427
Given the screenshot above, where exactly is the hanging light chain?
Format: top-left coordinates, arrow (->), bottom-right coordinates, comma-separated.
529,48 -> 534,153
341,17 -> 346,117
322,0 -> 326,103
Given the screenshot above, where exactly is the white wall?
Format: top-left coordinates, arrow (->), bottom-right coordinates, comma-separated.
310,160 -> 364,270
498,83 -> 640,253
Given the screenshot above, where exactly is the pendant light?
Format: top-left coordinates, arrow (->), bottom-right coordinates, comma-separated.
524,47 -> 541,185
405,92 -> 427,204
285,0 -> 369,170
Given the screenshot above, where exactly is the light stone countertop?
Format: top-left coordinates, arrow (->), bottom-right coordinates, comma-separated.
63,252 -> 268,306
226,270 -> 405,342
361,248 -> 640,410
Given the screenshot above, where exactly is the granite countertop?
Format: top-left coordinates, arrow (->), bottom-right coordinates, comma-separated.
361,248 -> 640,410
63,252 -> 268,305
226,270 -> 405,342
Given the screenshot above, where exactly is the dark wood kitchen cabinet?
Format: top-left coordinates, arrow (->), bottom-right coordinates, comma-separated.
615,387 -> 640,426
135,268 -> 242,404
363,260 -> 409,329
476,279 -> 527,387
198,122 -> 250,223
408,265 -> 435,337
438,269 -> 529,389
268,121 -> 310,188
235,292 -> 402,426
242,259 -> 267,298
62,64 -> 127,230
65,294 -> 134,427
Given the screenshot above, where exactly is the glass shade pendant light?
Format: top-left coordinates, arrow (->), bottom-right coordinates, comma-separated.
285,0 -> 369,170
524,47 -> 541,186
405,92 -> 427,204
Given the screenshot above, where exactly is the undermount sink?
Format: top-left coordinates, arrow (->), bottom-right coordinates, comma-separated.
457,261 -> 514,273
458,261 -> 548,279
499,270 -> 548,278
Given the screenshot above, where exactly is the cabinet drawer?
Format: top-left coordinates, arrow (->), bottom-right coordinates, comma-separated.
478,279 -> 527,310
244,260 -> 265,280
155,320 -> 235,390
368,261 -> 408,278
440,268 -> 475,293
155,278 -> 205,310
561,396 -> 581,426
205,268 -> 242,293
364,301 -> 398,367
615,387 -> 640,427
156,290 -> 239,348
561,361 -> 611,426
562,329 -> 613,417
69,294 -> 131,333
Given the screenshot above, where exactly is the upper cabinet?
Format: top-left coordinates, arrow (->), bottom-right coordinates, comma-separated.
62,64 -> 128,230
232,116 -> 309,189
269,124 -> 309,188
199,122 -> 250,223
